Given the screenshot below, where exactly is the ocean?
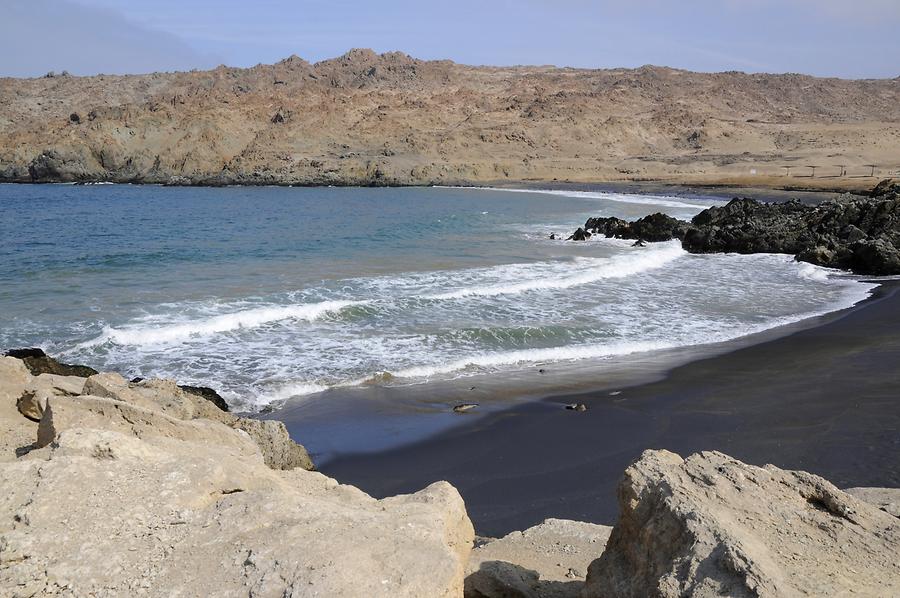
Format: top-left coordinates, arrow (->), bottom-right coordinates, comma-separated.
0,184 -> 876,412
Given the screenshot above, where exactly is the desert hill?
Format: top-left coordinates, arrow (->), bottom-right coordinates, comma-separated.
0,49 -> 898,189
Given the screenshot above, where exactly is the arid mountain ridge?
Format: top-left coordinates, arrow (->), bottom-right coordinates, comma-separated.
1,48 -> 898,189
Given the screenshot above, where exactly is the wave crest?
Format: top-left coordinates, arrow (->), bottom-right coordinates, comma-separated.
86,299 -> 362,347
428,241 -> 685,300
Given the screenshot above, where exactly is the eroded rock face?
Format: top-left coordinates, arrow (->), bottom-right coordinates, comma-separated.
583,450 -> 900,598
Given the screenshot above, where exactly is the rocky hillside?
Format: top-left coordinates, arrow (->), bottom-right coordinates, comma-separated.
2,352 -> 898,596
1,49 -> 898,189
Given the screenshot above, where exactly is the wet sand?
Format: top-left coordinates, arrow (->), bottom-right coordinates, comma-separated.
315,281 -> 900,537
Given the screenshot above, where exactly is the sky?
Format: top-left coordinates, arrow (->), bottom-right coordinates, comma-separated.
1,0 -> 898,79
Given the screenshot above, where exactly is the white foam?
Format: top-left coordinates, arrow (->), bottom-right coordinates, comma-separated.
88,299 -> 362,347
427,241 -> 685,300
446,186 -> 716,210
795,261 -> 832,282
367,281 -> 876,385
254,381 -> 330,404
387,340 -> 676,380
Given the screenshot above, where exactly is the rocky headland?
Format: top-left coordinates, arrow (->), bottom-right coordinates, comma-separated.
1,351 -> 898,597
570,180 -> 900,275
0,49 -> 898,190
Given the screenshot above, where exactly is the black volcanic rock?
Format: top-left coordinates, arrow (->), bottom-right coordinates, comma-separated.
584,213 -> 690,242
179,385 -> 230,412
571,181 -> 900,275
4,348 -> 98,377
567,227 -> 592,241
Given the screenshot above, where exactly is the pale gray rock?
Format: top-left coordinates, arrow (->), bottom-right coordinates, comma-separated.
0,366 -> 474,597
0,358 -> 35,461
846,487 -> 900,519
36,395 -> 262,462
0,427 -> 473,597
583,450 -> 900,598
84,373 -> 314,470
466,519 -> 611,598
230,417 -> 315,471
16,373 -> 86,421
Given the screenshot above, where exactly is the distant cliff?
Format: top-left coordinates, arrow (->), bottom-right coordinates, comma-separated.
1,49 -> 898,189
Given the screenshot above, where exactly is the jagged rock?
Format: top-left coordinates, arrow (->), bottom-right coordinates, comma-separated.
573,183 -> 900,275
870,178 -> 900,198
848,237 -> 900,275
465,519 -> 611,598
4,348 -> 98,377
846,487 -> 900,519
567,228 -> 592,241
583,450 -> 900,598
585,213 -> 688,242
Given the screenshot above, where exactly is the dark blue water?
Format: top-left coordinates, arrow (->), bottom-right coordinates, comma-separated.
0,184 -> 874,410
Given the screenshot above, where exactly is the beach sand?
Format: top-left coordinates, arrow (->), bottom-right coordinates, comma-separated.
303,281 -> 900,537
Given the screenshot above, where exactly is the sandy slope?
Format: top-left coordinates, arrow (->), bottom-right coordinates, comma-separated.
0,49 -> 897,190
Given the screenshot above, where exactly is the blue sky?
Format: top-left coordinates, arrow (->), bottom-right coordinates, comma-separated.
2,0 -> 898,78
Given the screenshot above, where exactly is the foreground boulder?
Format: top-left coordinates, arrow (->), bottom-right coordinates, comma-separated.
583,450 -> 900,598
571,181 -> 900,275
0,363 -> 474,597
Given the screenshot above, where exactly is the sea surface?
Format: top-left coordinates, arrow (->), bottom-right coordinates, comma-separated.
0,184 -> 876,411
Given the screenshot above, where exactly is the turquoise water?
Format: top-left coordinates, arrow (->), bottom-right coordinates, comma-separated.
0,184 -> 875,410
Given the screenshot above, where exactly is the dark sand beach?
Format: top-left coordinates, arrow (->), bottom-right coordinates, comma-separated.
315,281 -> 900,537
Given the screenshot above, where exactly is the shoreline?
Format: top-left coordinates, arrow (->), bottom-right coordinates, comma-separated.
0,176 -> 884,198
313,279 -> 900,536
272,272 -> 877,463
